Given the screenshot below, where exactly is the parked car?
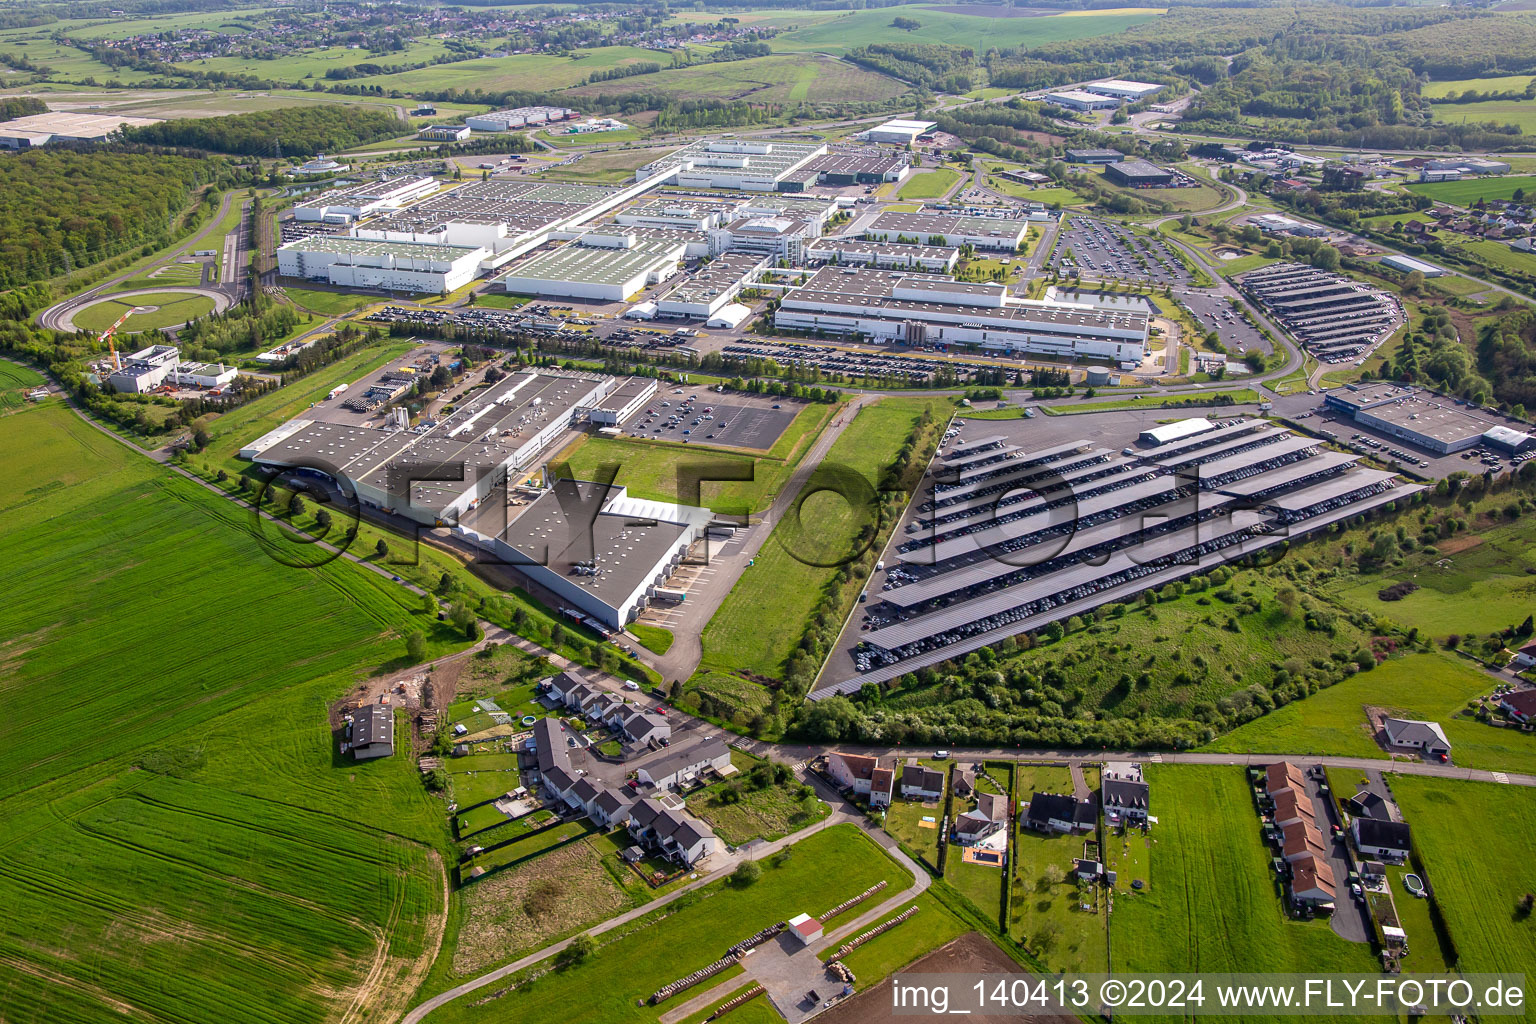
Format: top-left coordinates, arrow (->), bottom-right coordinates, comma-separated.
624,679 -> 640,691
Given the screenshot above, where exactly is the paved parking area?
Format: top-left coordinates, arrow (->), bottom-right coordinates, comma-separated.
1048,215 -> 1192,288
622,394 -> 802,451
1270,393 -> 1464,479
1179,288 -> 1270,355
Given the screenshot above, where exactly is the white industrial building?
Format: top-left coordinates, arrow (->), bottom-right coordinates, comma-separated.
1379,253 -> 1447,278
500,235 -> 684,301
1045,89 -> 1121,112
1084,80 -> 1164,101
775,267 -> 1149,363
805,238 -> 960,273
465,106 -> 576,131
107,344 -> 181,393
418,124 -> 471,142
0,111 -> 161,149
708,215 -> 817,261
587,377 -> 658,426
293,176 -> 439,223
656,251 -> 768,318
864,211 -> 1032,251
168,362 -> 238,388
635,139 -> 829,192
615,200 -> 738,231
277,235 -> 487,293
859,119 -> 937,145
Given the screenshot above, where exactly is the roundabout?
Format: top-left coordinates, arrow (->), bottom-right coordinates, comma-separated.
38,286 -> 233,334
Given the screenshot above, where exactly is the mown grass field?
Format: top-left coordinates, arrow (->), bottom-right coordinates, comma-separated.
1405,173 -> 1536,206
1206,653 -> 1536,774
0,357 -> 44,410
897,167 -> 962,200
1390,776 -> 1536,1022
1005,764 -> 1108,973
698,396 -> 945,681
423,824 -> 911,1024
1430,99 -> 1536,135
0,401 -> 464,1024
377,46 -> 671,95
1423,74 -> 1535,99
281,285 -> 376,316
1112,767 -> 1379,991
72,292 -> 217,333
768,5 -> 1162,55
564,52 -> 907,106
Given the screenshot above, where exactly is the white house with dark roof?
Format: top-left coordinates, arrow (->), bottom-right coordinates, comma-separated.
615,706 -> 671,746
1102,761 -> 1148,824
900,762 -> 945,800
1383,717 -> 1451,755
953,808 -> 1005,847
636,737 -> 731,790
1352,818 -> 1411,861
1499,688 -> 1536,723
626,797 -> 717,867
591,788 -> 633,828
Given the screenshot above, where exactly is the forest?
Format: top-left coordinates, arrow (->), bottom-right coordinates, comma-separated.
0,149 -> 215,289
122,106 -> 406,157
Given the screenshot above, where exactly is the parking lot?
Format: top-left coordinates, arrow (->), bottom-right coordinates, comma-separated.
621,388 -> 802,451
1179,289 -> 1271,355
1048,215 -> 1192,288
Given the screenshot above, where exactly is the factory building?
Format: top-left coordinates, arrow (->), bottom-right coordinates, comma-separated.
858,119 -> 937,145
804,238 -> 960,273
1379,253 -> 1446,278
107,344 -> 181,393
775,266 -> 1148,363
814,418 -> 1422,695
1104,159 -> 1174,188
708,214 -> 817,262
417,124 -> 471,142
240,367 -> 612,525
1065,148 -> 1125,164
615,200 -> 738,231
1325,382 -> 1511,455
1084,80 -> 1164,101
465,106 -> 576,131
587,377 -> 658,426
277,235 -> 488,293
1045,90 -> 1120,112
636,139 -> 829,192
293,176 -> 439,223
864,211 -> 1031,251
801,152 -> 910,185
457,479 -> 713,630
655,251 -> 768,318
0,111 -> 161,149
500,235 -> 684,301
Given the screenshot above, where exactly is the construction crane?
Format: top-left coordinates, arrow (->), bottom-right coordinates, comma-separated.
98,308 -> 131,371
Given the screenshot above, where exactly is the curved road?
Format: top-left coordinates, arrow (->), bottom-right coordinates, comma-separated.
39,285 -> 235,333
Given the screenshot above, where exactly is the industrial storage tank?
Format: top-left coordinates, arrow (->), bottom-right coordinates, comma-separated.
1085,365 -> 1112,387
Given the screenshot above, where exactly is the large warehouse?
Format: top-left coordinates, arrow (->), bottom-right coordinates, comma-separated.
353,179 -> 628,255
1084,80 -> 1164,100
0,111 -> 161,149
864,211 -> 1033,251
500,235 -> 684,301
812,417 -> 1423,695
276,235 -> 487,293
655,251 -> 768,318
1045,89 -> 1120,112
293,176 -> 439,223
1104,160 -> 1174,188
1324,382 -> 1514,454
240,362 -> 614,525
465,106 -> 576,131
775,266 -> 1149,363
804,238 -> 960,273
457,479 -> 713,630
858,119 -> 937,145
636,139 -> 829,192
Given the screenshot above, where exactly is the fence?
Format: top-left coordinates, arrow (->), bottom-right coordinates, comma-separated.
649,954 -> 739,1004
704,984 -> 765,1022
726,923 -> 783,958
825,904 -> 919,963
819,880 -> 887,924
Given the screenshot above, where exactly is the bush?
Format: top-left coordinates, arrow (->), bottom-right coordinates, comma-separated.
730,860 -> 762,887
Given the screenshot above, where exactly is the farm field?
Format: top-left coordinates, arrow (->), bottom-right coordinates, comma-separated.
0,400 -> 462,1024
897,167 -> 962,200
1112,767 -> 1379,997
0,357 -> 44,410
1405,173 -> 1536,206
565,52 -> 907,106
1430,98 -> 1536,135
71,292 -> 216,333
1423,74 -> 1535,98
1390,776 -> 1536,1020
551,146 -> 675,183
1206,653 -> 1536,775
698,396 -> 945,681
421,824 -> 913,1024
768,5 -> 1162,55
376,46 -> 671,95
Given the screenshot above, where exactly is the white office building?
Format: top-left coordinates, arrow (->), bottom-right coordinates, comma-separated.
1045,90 -> 1120,112
293,176 -> 439,223
500,235 -> 684,301
1084,80 -> 1164,101
465,106 -> 576,131
276,236 -> 487,293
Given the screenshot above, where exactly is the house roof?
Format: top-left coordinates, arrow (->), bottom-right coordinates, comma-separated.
1027,791 -> 1091,825
569,777 -> 602,805
1346,791 -> 1392,821
1291,854 -> 1337,897
1384,717 -> 1451,750
1282,821 -> 1326,859
640,737 -> 730,782
901,763 -> 945,791
1501,689 -> 1536,716
543,765 -> 578,795
833,752 -> 879,781
593,788 -> 631,817
1265,761 -> 1307,795
955,809 -> 995,834
533,716 -> 571,774
976,791 -> 1008,822
1272,788 -> 1315,823
1355,817 -> 1411,851
871,766 -> 894,792
1103,777 -> 1149,810
351,704 -> 393,747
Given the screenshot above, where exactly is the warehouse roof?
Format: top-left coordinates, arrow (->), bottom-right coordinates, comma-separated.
278,235 -> 482,260
506,238 -> 682,286
1140,418 -> 1214,446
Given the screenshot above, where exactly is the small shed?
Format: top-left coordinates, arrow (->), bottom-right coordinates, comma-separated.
787,913 -> 823,946
621,845 -> 644,863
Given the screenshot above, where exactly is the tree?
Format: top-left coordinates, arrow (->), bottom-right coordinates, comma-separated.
375,538 -> 388,558
731,860 -> 762,887
557,933 -> 597,967
406,631 -> 426,662
550,623 -> 565,648
289,495 -> 306,518
191,423 -> 211,450
1402,270 -> 1425,295
315,508 -> 332,532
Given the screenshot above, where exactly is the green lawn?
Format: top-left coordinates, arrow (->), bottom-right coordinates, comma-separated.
71,292 -> 217,333
422,824 -> 912,1024
769,5 -> 1162,55
0,357 -> 44,410
1392,776 -> 1536,1023
630,622 -> 675,655
377,46 -> 672,95
898,167 -> 962,200
1113,767 -> 1380,992
1007,764 -> 1108,973
1207,652 -> 1536,775
280,285 -> 376,316
687,751 -> 830,844
698,396 -> 946,681
1430,99 -> 1536,135
1423,74 -> 1536,99
1405,173 -> 1536,207
0,400 -> 464,1024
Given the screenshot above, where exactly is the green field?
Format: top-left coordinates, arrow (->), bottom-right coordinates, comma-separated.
1206,653 -> 1536,775
687,751 -> 830,844
1424,74 -> 1536,99
376,46 -> 672,95
281,285 -> 376,315
768,5 -> 1162,55
1431,98 -> 1536,135
1405,173 -> 1536,206
698,397 -> 944,681
564,52 -> 907,106
1113,767 -> 1379,993
422,824 -> 912,1024
71,292 -> 217,333
0,357 -> 44,410
629,621 -> 675,656
1391,776 -> 1536,1023
897,167 -> 962,200
0,401 -> 463,1024
1005,764 -> 1108,973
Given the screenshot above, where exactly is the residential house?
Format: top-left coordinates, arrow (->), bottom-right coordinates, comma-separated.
954,765 -> 977,798
615,706 -> 671,746
870,765 -> 895,808
1265,761 -> 1308,798
1102,761 -> 1149,825
1272,787 -> 1316,829
827,752 -> 880,795
348,704 -> 394,760
953,808 -> 1004,847
528,716 -> 572,780
591,787 -> 633,828
976,791 -> 1009,823
1346,790 -> 1393,821
900,762 -> 945,800
1383,717 -> 1451,756
1289,855 -> 1337,904
565,776 -> 602,814
1281,820 -> 1327,864
542,764 -> 579,802
626,797 -> 718,867
542,672 -> 584,705
1499,688 -> 1536,723
636,737 -> 732,790
1352,818 -> 1411,861
1025,792 -> 1095,834
564,681 -> 603,714
1510,642 -> 1536,671
1266,760 -> 1336,904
